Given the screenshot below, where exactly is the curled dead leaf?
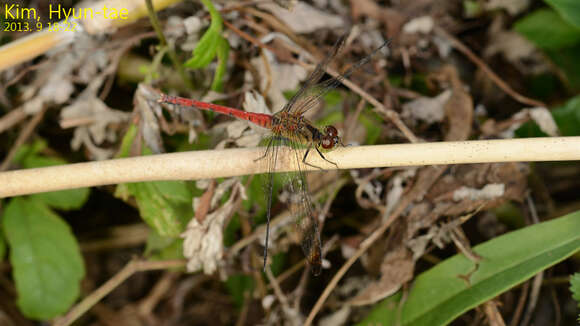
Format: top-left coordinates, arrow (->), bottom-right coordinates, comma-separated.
182,179 -> 247,274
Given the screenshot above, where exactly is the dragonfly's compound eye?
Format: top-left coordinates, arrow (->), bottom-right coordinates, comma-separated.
321,136 -> 334,149
321,126 -> 339,149
325,125 -> 338,137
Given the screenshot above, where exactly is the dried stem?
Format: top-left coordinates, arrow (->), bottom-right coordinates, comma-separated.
53,259 -> 185,326
434,26 -> 545,108
1,137 -> 580,198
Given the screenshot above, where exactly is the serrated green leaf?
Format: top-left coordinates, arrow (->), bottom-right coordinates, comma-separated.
514,8 -> 580,49
544,0 -> 580,29
360,210 -> 580,326
117,181 -> 192,237
210,36 -> 230,91
3,197 -> 84,320
570,273 -> 580,305
116,125 -> 193,237
184,0 -> 223,69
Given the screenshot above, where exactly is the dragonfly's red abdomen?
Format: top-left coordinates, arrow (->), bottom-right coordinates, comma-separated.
159,94 -> 273,128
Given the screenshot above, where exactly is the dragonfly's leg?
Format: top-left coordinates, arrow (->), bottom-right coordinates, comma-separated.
254,137 -> 273,162
302,144 -> 324,170
315,146 -> 339,168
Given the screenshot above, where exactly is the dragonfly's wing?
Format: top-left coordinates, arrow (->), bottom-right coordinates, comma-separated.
281,35 -> 347,114
286,39 -> 392,117
263,133 -> 322,275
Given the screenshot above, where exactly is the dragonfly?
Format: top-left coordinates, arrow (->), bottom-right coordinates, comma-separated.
160,35 -> 390,275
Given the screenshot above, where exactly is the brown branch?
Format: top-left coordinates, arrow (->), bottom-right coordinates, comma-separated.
434,26 -> 545,108
54,259 -> 185,326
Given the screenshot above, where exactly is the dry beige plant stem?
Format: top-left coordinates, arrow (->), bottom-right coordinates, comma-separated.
1,137 -> 580,198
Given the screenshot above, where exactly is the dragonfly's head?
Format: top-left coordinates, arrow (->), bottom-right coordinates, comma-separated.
321,125 -> 341,149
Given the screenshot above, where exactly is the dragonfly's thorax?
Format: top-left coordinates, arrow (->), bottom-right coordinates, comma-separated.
271,112 -> 317,142
271,112 -> 341,150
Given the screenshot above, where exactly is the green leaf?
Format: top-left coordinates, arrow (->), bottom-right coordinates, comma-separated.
0,224 -> 6,262
116,125 -> 194,237
546,43 -> 580,90
145,230 -> 185,261
225,274 -> 254,308
359,111 -> 383,145
360,210 -> 580,326
3,197 -> 84,320
544,0 -> 580,29
184,0 -> 223,69
525,73 -> 560,100
551,95 -> 580,135
463,0 -> 483,18
116,181 -> 192,237
571,273 -> 580,306
210,36 -> 230,91
514,8 -> 580,49
117,123 -> 139,158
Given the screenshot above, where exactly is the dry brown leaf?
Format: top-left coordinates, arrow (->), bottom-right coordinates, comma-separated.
246,52 -> 307,112
527,107 -> 559,137
484,31 -> 547,75
350,0 -> 407,36
182,179 -> 246,274
318,306 -> 351,326
194,180 -> 216,223
402,16 -> 434,34
349,246 -> 414,306
401,90 -> 451,124
485,0 -> 531,16
408,163 -> 528,236
437,65 -> 474,141
134,84 -> 164,154
62,89 -> 130,160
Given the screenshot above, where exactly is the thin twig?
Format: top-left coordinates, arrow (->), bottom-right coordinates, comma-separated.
325,66 -> 419,143
510,281 -> 530,326
520,194 -> 544,326
434,26 -> 545,108
54,259 -> 186,326
0,107 -> 27,134
0,106 -> 47,171
222,19 -> 301,67
137,271 -> 180,318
